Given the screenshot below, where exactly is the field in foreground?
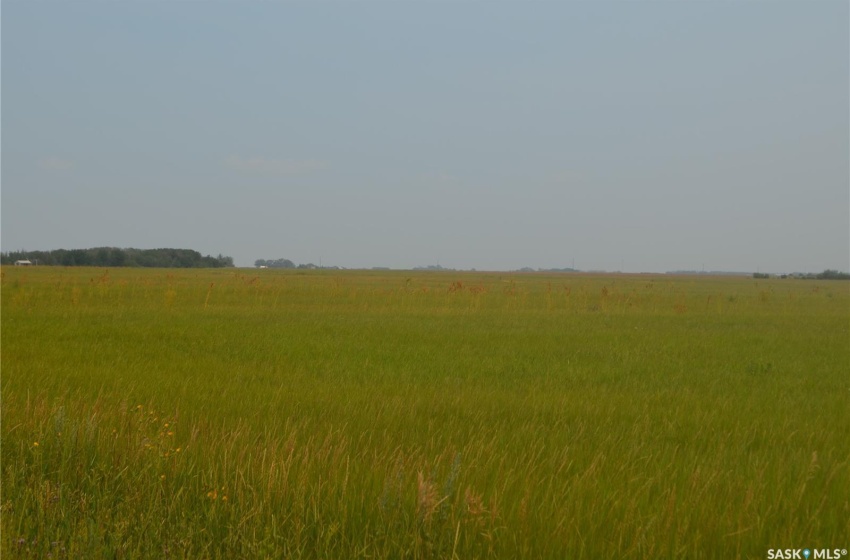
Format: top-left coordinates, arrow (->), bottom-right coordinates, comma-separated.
2,267 -> 848,559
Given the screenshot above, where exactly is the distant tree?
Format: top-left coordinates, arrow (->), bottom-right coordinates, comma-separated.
108,249 -> 127,267
816,269 -> 850,280
216,254 -> 235,267
96,248 -> 110,265
253,258 -> 308,268
66,249 -> 90,266
270,258 -> 296,269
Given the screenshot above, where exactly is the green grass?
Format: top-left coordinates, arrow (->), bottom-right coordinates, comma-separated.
2,267 -> 848,558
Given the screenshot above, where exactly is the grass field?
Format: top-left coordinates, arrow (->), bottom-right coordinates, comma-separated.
2,266 -> 848,559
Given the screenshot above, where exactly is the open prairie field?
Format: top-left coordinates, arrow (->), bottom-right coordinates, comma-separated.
2,267 -> 848,559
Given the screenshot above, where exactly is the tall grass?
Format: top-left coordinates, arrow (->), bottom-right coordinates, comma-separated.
2,267 -> 848,558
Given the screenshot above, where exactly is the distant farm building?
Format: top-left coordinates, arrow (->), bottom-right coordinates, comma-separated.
14,260 -> 33,266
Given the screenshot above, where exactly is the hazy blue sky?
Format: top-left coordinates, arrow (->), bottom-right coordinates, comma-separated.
3,1 -> 848,272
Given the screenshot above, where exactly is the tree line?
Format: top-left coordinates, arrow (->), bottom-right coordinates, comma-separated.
2,248 -> 234,268
754,270 -> 850,280
809,269 -> 850,280
254,258 -> 336,269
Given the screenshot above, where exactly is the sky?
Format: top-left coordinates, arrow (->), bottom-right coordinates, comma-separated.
2,1 -> 848,273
